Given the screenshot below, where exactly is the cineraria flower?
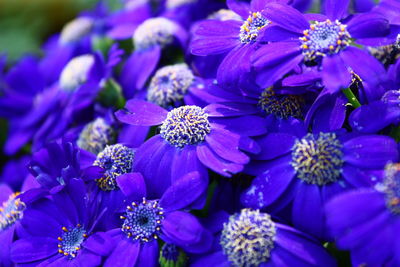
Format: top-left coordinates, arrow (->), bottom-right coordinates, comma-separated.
120,17 -> 188,98
0,46 -> 121,154
0,185 -> 26,267
252,1 -> 390,92
242,129 -> 398,239
116,99 -> 256,198
193,209 -> 335,266
10,179 -> 105,266
102,172 -> 212,266
190,0 -> 274,87
326,162 -> 400,266
40,3 -> 109,85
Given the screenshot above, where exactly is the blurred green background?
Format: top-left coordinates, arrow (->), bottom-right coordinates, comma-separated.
0,0 -> 102,63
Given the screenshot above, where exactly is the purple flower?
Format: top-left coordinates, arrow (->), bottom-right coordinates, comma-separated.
242,129 -> 398,240
10,179 -> 105,266
252,1 -> 390,92
115,99 -> 256,198
190,0 -> 276,87
101,171 -> 212,267
326,162 -> 400,266
193,209 -> 336,266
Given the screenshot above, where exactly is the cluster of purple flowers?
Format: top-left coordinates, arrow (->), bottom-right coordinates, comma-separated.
1,0 -> 400,266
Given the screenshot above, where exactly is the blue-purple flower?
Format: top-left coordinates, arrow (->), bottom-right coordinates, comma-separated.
242,129 -> 398,239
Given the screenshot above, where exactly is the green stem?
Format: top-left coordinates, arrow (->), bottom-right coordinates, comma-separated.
342,87 -> 361,108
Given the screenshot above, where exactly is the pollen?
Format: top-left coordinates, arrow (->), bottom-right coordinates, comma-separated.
220,209 -> 276,267
133,17 -> 177,50
121,198 -> 164,242
291,132 -> 344,186
0,192 -> 26,231
299,19 -> 351,62
258,87 -> 304,119
239,12 -> 270,44
93,144 -> 135,191
160,105 -> 211,148
147,64 -> 194,108
77,118 -> 115,155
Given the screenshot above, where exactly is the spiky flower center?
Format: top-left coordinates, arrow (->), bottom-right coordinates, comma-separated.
258,87 -> 304,119
240,12 -> 270,44
59,17 -> 93,45
300,20 -> 351,61
121,198 -> 164,242
291,133 -> 344,186
383,163 -> 400,214
57,224 -> 87,259
160,105 -> 211,148
133,18 -> 176,50
59,54 -> 94,91
0,192 -> 25,230
208,9 -> 242,21
220,209 -> 276,267
147,64 -> 194,108
77,118 -> 115,155
93,144 -> 135,191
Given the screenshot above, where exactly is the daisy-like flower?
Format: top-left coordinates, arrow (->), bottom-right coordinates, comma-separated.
190,0 -> 275,87
242,128 -> 398,239
10,179 -> 106,266
193,209 -> 335,267
115,99 -> 256,198
326,162 -> 400,266
252,1 -> 390,92
102,171 -> 212,266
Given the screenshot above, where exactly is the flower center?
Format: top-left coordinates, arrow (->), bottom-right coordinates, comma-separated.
0,192 -> 25,231
133,18 -> 176,50
383,163 -> 400,214
300,20 -> 351,61
258,87 -> 304,119
59,54 -> 94,91
208,9 -> 242,21
220,209 -> 276,267
240,12 -> 270,44
121,198 -> 164,242
291,133 -> 343,186
59,17 -> 94,45
57,224 -> 87,258
147,64 -> 194,108
159,243 -> 187,267
160,105 -> 211,148
77,118 -> 115,155
93,144 -> 135,191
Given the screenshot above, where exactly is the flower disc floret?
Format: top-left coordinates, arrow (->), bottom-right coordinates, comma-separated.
147,64 -> 194,108
93,144 -> 135,191
0,192 -> 25,230
383,163 -> 400,214
121,198 -> 164,242
133,18 -> 176,50
57,224 -> 87,258
220,209 -> 276,267
240,12 -> 270,44
59,54 -> 95,91
258,87 -> 304,119
300,20 -> 351,61
160,105 -> 211,148
77,118 -> 115,155
291,133 -> 344,186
